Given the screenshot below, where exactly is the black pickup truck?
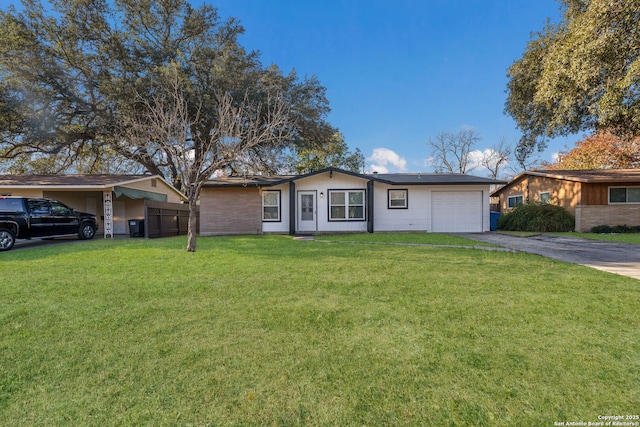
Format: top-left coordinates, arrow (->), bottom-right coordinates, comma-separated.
0,197 -> 98,251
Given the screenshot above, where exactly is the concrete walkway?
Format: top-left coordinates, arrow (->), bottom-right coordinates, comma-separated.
453,233 -> 640,280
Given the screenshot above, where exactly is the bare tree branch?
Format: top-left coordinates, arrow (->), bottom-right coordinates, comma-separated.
122,68 -> 292,251
429,127 -> 481,174
480,135 -> 512,179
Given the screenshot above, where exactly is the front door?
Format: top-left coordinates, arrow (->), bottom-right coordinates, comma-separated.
297,191 -> 317,233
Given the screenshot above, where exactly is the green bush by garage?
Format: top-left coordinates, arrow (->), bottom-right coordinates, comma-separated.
497,203 -> 575,232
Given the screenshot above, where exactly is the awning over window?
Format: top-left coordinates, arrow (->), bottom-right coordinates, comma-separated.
113,186 -> 168,202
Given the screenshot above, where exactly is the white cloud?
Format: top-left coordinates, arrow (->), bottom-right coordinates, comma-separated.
467,148 -> 511,176
367,148 -> 408,173
466,149 -> 487,173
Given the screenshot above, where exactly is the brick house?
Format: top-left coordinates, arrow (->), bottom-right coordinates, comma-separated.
491,169 -> 640,232
201,167 -> 504,235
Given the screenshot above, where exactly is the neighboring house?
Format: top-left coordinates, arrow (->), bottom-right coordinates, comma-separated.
491,169 -> 640,232
201,167 -> 503,235
0,174 -> 187,237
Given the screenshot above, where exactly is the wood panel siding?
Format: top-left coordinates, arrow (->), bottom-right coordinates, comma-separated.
200,187 -> 262,235
581,183 -> 610,205
581,181 -> 640,205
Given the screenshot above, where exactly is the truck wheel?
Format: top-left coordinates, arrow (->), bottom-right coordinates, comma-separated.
0,228 -> 16,251
79,223 -> 96,240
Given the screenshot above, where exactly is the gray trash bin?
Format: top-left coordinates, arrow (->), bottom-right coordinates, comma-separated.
128,219 -> 145,237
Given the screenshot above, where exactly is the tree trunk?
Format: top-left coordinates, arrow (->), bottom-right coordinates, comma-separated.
186,197 -> 198,252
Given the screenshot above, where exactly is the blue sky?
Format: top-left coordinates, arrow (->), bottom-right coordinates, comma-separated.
212,0 -> 574,176
1,0 -> 574,176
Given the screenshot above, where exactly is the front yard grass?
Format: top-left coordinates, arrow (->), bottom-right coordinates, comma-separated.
317,231 -> 498,246
1,235 -> 638,426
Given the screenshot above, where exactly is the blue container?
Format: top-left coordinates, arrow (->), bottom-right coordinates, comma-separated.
490,211 -> 500,231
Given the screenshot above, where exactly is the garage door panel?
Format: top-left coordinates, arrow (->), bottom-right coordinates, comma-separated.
432,191 -> 482,232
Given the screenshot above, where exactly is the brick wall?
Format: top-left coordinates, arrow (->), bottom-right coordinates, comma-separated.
200,187 -> 262,235
575,205 -> 640,232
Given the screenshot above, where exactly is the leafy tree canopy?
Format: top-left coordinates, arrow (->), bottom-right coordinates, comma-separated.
286,132 -> 364,174
0,0 -> 338,185
505,0 -> 640,166
541,131 -> 640,169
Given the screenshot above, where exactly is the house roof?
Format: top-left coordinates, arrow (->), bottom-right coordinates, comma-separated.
204,167 -> 505,188
372,172 -> 505,185
0,174 -> 159,187
492,169 -> 640,196
0,174 -> 187,200
202,175 -> 295,187
529,169 -> 640,182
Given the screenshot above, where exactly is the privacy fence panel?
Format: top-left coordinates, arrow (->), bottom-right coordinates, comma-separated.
144,200 -> 199,238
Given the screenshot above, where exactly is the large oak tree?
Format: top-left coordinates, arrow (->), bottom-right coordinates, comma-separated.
0,0 -> 337,182
505,0 -> 640,166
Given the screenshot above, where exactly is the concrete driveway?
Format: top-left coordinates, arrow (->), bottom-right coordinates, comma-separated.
11,236 -> 83,251
454,233 -> 640,280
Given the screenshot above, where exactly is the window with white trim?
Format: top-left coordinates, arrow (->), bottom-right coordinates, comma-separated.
507,195 -> 523,208
539,192 -> 550,204
262,190 -> 280,221
329,190 -> 365,221
609,187 -> 640,204
388,189 -> 408,209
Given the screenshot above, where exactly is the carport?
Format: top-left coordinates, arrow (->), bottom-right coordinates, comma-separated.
0,174 -> 187,238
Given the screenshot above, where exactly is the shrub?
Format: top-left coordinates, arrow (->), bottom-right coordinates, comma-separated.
591,224 -> 640,234
497,203 -> 575,232
590,225 -> 613,233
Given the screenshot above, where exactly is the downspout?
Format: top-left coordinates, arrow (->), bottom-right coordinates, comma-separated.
289,181 -> 296,235
367,179 -> 374,233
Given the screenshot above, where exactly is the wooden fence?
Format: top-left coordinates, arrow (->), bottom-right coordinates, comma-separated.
144,200 -> 199,239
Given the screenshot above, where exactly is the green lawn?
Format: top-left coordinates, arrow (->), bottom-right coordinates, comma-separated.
1,235 -> 638,426
317,232 -> 500,246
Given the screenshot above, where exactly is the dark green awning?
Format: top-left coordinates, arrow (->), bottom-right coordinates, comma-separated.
114,186 -> 168,202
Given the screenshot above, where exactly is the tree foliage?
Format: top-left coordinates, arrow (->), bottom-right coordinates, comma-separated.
506,0 -> 640,165
0,0 -> 337,184
542,131 -> 640,169
286,133 -> 364,174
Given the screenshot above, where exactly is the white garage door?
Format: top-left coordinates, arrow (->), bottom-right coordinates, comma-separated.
432,191 -> 483,232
